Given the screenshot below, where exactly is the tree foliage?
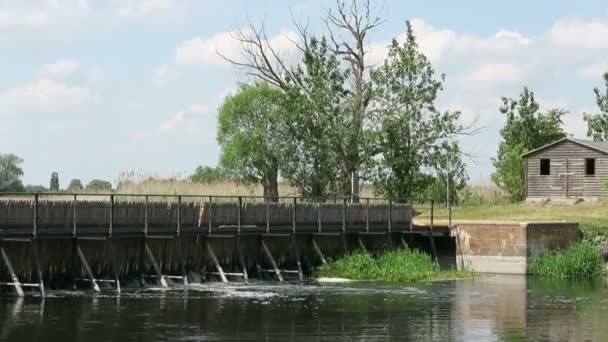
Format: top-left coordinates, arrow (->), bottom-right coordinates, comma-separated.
86,179 -> 112,192
191,166 -> 227,184
50,172 -> 60,191
25,185 -> 47,193
0,154 -> 25,192
67,179 -> 84,192
584,71 -> 608,141
369,22 -> 467,199
217,83 -> 285,200
492,87 -> 566,201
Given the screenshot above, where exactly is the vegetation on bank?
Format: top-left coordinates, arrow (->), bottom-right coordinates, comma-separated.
316,249 -> 471,282
528,242 -> 605,279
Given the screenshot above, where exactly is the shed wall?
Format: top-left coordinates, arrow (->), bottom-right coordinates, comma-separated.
526,140 -> 608,198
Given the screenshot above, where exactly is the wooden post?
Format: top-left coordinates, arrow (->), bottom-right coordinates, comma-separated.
266,200 -> 270,234
429,200 -> 438,264
106,240 -> 121,293
236,236 -> 248,284
0,245 -> 24,297
409,201 -> 414,231
342,198 -> 347,233
317,203 -> 322,233
366,198 -> 370,233
32,194 -> 38,238
292,198 -> 297,234
144,195 -> 149,237
388,199 -> 392,232
290,234 -> 304,283
261,238 -> 283,282
400,235 -> 409,250
108,194 -> 114,237
208,196 -> 212,234
144,242 -> 168,288
175,238 -> 188,285
311,238 -> 326,264
206,240 -> 228,283
238,196 -> 242,235
176,195 -> 181,236
357,234 -> 367,252
72,194 -> 77,238
31,240 -> 45,297
76,243 -> 101,293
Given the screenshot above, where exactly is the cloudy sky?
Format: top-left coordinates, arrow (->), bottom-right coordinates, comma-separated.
1,0 -> 607,186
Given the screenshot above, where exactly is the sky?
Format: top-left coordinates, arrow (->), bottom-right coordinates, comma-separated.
1,0 -> 608,187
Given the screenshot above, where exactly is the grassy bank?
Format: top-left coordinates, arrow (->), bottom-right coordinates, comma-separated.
528,242 -> 605,279
316,249 -> 471,282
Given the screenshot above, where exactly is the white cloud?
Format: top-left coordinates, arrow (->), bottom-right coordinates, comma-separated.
158,103 -> 210,132
548,19 -> 608,49
114,0 -> 180,18
577,61 -> 608,80
39,59 -> 79,79
466,63 -> 525,84
0,0 -> 91,29
0,78 -> 98,113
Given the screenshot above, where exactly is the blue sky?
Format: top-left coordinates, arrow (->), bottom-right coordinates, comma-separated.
1,0 -> 607,187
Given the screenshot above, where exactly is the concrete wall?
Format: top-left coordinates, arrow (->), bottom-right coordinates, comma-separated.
452,221 -> 579,274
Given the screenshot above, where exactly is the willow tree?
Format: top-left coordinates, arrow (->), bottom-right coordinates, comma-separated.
0,153 -> 25,192
217,83 -> 286,200
584,71 -> 608,141
370,22 -> 467,199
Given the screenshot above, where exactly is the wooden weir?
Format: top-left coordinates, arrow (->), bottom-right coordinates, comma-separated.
0,193 -> 450,297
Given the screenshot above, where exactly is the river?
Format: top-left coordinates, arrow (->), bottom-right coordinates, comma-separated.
0,275 -> 606,341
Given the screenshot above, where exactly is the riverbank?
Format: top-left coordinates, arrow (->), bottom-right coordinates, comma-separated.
316,249 -> 472,282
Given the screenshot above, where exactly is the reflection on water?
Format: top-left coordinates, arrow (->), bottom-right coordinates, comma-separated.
0,275 -> 607,341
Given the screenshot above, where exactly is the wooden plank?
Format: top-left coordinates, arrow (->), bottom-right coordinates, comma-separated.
260,238 -> 283,282
0,246 -> 24,297
205,240 -> 228,283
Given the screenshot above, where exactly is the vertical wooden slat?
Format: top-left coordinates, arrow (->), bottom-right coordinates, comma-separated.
108,194 -> 114,237
32,194 -> 38,237
177,195 -> 181,236
144,195 -> 149,237
72,194 -> 77,238
292,197 -> 297,234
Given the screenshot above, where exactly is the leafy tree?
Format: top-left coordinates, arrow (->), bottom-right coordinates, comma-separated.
370,22 -> 467,199
492,88 -> 566,201
584,71 -> 608,141
25,185 -> 47,193
67,179 -> 84,192
49,172 -> 60,191
217,83 -> 286,200
85,179 -> 112,192
281,37 -> 350,197
0,154 -> 25,192
191,166 -> 227,183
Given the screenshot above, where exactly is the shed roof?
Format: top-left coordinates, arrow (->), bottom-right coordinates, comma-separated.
521,137 -> 608,157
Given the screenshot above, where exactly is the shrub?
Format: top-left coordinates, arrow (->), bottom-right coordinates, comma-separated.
528,242 -> 604,279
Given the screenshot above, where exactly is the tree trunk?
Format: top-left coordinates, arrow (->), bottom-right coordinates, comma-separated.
263,176 -> 279,202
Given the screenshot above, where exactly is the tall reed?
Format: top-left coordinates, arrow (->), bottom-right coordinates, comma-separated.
528,242 -> 605,279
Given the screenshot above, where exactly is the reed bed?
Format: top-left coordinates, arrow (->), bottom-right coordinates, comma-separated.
527,242 -> 605,279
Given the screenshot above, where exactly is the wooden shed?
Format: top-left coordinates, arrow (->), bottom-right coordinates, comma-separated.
522,137 -> 608,200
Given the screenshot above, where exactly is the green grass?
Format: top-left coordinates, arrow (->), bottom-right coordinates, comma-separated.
316,249 -> 471,282
527,242 -> 605,279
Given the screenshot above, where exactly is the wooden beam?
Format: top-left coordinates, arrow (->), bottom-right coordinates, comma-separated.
105,240 -> 121,293
144,242 -> 168,288
290,235 -> 303,283
76,243 -> 101,293
0,246 -> 24,297
260,238 -> 283,282
206,240 -> 228,283
357,234 -> 367,252
175,238 -> 188,285
31,240 -> 45,297
235,236 -> 248,284
311,238 -> 326,264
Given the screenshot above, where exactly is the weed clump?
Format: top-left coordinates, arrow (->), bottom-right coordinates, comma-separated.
528,242 -> 605,279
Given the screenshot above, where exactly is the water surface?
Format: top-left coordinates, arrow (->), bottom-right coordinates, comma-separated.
1,275 -> 607,341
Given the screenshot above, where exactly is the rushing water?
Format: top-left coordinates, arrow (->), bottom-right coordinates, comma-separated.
0,275 -> 607,341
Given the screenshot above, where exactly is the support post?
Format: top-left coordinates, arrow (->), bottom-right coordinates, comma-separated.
429,200 -> 438,264
72,194 -> 77,238
388,199 -> 392,232
365,198 -> 370,233
176,195 -> 181,236
292,198 -> 297,234
400,234 -> 409,250
106,240 -> 121,293
236,236 -> 248,284
266,200 -> 270,234
31,240 -> 45,297
342,198 -> 347,233
290,234 -> 304,283
144,195 -> 149,237
108,194 -> 114,237
32,194 -> 38,238
175,238 -> 188,285
76,242 -> 101,293
237,196 -> 242,235
317,203 -> 322,233
144,242 -> 168,288
261,238 -> 283,282
0,245 -> 24,297
357,234 -> 367,252
206,240 -> 228,283
311,238 -> 326,264
208,196 -> 212,234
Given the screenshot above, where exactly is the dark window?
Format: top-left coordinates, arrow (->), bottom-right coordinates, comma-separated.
540,159 -> 550,175
586,158 -> 596,176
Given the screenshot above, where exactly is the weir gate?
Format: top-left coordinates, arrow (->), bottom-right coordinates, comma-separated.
0,193 -> 452,297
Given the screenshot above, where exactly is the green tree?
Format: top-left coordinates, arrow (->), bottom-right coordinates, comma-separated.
49,172 -> 60,191
191,166 -> 226,183
370,22 -> 467,199
0,154 -> 25,192
85,179 -> 112,192
67,179 -> 84,192
492,88 -> 566,201
584,71 -> 608,141
217,83 -> 286,200
281,37 -> 350,197
25,185 -> 47,193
